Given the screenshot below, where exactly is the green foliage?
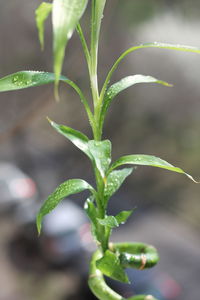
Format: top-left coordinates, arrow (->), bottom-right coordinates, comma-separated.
96,250 -> 130,283
52,0 -> 88,93
1,1 -> 199,300
115,210 -> 135,225
109,154 -> 198,182
49,119 -> 93,159
37,179 -> 94,234
100,75 -> 172,127
98,210 -> 134,229
88,140 -> 111,179
0,71 -> 66,92
104,168 -> 134,201
35,2 -> 52,50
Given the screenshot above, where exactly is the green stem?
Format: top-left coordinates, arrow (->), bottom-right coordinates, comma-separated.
63,79 -> 95,129
94,166 -> 107,252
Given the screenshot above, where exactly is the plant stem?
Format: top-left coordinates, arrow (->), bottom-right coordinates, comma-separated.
63,79 -> 94,128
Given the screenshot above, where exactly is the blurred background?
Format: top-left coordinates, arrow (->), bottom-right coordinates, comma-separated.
0,0 -> 200,299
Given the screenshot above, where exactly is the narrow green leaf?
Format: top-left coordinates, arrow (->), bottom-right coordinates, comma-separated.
53,0 -> 88,91
84,196 -> 97,224
109,154 -> 198,182
0,71 -> 67,92
115,209 -> 135,225
91,0 -> 106,57
97,216 -> 119,228
88,140 -> 112,179
84,196 -> 100,242
37,179 -> 94,234
101,75 -> 172,121
48,119 -> 93,159
35,2 -> 52,50
102,42 -> 200,100
96,250 -> 130,283
104,168 -> 134,200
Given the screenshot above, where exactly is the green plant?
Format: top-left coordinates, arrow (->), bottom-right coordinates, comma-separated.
0,1 -> 199,299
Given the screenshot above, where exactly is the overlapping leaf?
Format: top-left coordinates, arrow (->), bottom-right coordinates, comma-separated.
109,154 -> 198,182
96,250 -> 129,283
37,179 -> 94,234
88,140 -> 112,178
0,71 -> 67,92
52,0 -> 88,89
35,2 -> 52,50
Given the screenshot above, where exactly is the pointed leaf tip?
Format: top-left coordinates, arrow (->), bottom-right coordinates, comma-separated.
100,75 -> 173,125
36,213 -> 42,235
109,154 -> 199,183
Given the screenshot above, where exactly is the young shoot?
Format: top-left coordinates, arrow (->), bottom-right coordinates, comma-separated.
0,1 -> 199,299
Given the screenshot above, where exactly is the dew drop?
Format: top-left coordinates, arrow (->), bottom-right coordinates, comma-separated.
26,80 -> 32,85
12,75 -> 19,84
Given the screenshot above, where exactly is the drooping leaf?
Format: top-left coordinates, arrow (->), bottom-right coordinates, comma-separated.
109,154 -> 198,182
48,119 -> 93,159
97,216 -> 119,228
96,250 -> 130,283
115,209 -> 135,225
37,179 -> 94,234
52,0 -> 88,90
35,2 -> 52,50
102,42 -> 200,99
88,140 -> 112,179
101,75 -> 172,121
104,168 -> 134,201
0,71 -> 67,92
